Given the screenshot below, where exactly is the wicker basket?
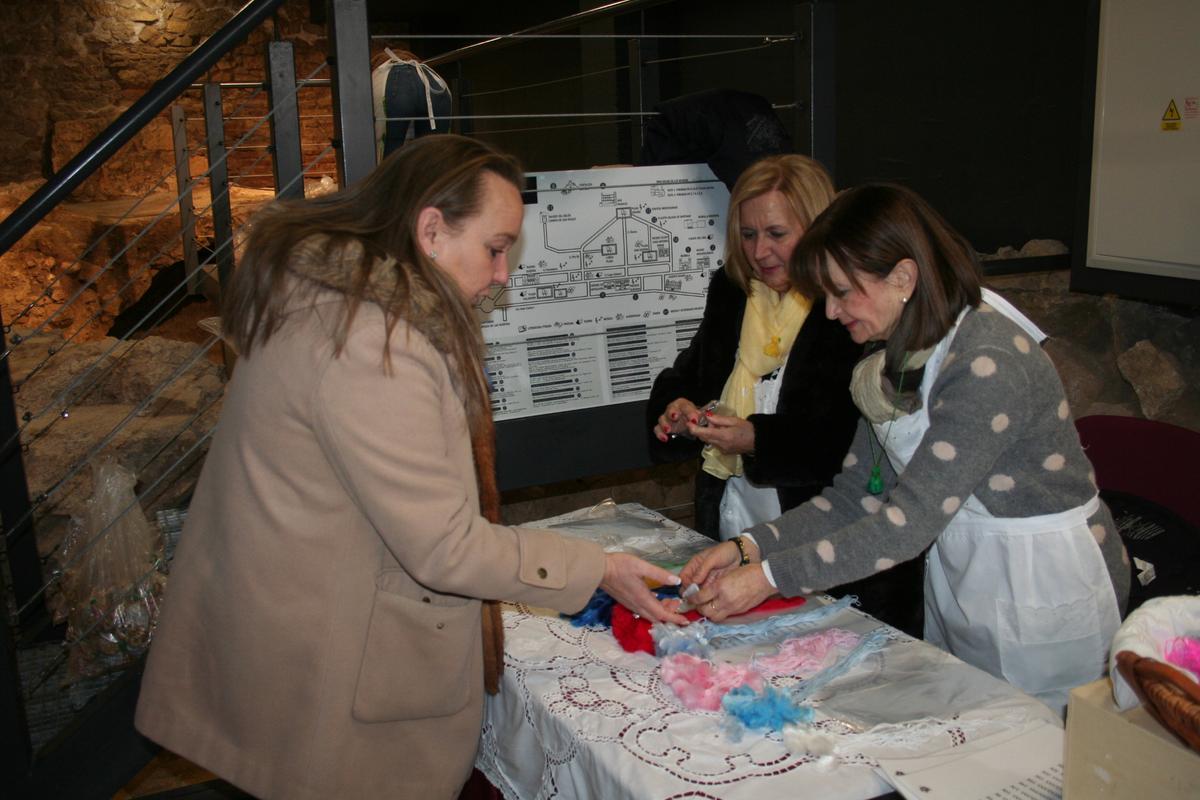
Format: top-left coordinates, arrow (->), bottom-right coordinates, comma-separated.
1115,649 -> 1200,754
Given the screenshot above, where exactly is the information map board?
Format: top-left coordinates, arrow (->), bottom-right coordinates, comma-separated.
477,164 -> 730,422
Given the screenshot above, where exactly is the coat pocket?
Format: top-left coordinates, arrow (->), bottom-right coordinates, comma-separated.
351,580 -> 478,723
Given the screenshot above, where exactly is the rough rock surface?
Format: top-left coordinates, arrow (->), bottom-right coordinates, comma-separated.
7,328 -> 225,558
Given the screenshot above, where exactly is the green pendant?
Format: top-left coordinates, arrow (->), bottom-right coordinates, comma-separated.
866,466 -> 884,495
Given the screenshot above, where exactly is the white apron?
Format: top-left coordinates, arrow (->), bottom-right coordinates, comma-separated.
874,295 -> 1120,713
717,356 -> 788,541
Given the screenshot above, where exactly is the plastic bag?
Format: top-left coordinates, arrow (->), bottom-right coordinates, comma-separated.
544,498 -> 711,570
57,456 -> 167,682
1109,594 -> 1200,709
811,638 -> 1017,728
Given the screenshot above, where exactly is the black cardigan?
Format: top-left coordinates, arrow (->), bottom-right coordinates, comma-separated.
646,268 -> 925,636
647,268 -> 862,532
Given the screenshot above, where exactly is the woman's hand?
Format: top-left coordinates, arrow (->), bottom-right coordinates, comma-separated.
600,553 -> 691,625
679,540 -> 741,588
653,398 -> 702,442
688,565 -> 776,622
688,411 -> 755,455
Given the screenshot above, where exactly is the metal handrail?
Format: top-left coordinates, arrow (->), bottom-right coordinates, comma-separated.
0,0 -> 287,257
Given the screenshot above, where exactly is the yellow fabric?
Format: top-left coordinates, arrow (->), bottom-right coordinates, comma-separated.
701,281 -> 811,480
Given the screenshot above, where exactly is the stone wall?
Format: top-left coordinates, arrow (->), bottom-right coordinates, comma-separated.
0,0 -> 330,339
0,0 -> 330,191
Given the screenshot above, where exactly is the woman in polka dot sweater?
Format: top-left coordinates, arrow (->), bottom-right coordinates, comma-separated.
680,183 -> 1130,713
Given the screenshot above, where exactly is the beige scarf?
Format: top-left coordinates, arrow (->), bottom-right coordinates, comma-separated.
701,281 -> 811,480
848,346 -> 935,423
471,416 -> 506,696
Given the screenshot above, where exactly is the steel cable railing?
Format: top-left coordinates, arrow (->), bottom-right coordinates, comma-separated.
643,36 -> 793,67
21,425 -> 216,697
9,139 -> 277,434
17,139 -> 336,459
0,0 -> 289,256
13,142 -> 337,618
5,137 -> 333,520
18,141 -> 337,696
1,61 -> 329,467
3,68 -> 305,384
1,80 -> 273,338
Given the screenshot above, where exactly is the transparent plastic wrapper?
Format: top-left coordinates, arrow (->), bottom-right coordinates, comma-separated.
809,638 -> 1017,729
57,456 -> 167,682
542,498 -> 711,571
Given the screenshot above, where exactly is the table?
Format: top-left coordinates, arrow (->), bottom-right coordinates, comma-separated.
476,504 -> 1062,800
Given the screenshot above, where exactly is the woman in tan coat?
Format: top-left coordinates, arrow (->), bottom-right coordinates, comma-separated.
135,135 -> 686,799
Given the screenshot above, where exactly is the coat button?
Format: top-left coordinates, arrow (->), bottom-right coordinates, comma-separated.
537,567 -> 548,579
436,622 -> 445,630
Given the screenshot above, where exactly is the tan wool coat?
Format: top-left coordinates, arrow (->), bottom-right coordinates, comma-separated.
135,280 -> 604,799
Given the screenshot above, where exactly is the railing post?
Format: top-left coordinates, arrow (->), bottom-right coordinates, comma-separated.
798,1 -> 836,174
266,41 -> 305,200
0,0 -> 288,258
170,105 -> 202,294
0,327 -> 42,625
627,38 -> 643,165
326,0 -> 376,187
456,76 -> 474,138
0,563 -> 32,789
202,82 -> 236,293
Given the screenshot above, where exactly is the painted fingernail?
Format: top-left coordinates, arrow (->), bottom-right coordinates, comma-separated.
669,412 -> 678,420
705,410 -> 713,416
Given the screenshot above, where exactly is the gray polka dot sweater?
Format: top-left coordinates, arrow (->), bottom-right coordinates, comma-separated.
748,304 -> 1131,614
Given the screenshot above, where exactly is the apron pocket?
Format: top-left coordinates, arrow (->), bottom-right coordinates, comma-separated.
351,585 -> 476,723
996,595 -> 1106,698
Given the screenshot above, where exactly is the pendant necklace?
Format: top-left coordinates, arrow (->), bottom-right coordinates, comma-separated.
866,352 -> 910,495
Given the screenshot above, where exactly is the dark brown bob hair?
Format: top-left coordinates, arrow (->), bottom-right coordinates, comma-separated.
790,183 -> 982,371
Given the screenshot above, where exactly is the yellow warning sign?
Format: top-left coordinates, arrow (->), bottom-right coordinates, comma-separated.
1162,98 -> 1182,131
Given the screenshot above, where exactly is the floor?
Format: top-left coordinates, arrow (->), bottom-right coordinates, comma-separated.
116,752 -> 245,799
115,754 -> 503,799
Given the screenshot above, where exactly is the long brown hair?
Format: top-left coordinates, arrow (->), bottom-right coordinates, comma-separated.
791,183 -> 982,372
223,134 -> 524,437
723,154 -> 836,295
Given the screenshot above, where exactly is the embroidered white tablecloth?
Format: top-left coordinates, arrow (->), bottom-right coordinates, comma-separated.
476,504 -> 1060,800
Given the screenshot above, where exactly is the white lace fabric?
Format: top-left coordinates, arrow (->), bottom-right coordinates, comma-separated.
476,595 -> 1057,799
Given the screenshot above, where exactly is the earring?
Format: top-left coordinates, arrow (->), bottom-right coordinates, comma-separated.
901,296 -> 908,304
428,251 -> 437,260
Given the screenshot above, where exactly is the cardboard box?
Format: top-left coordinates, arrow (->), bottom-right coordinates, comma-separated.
1064,677 -> 1200,798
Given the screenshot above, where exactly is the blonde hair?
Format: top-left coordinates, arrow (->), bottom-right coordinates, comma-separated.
723,154 -> 836,294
